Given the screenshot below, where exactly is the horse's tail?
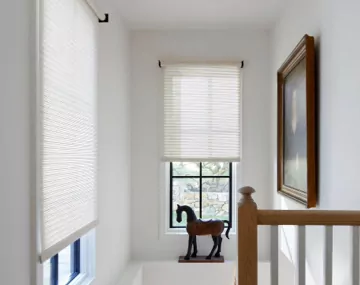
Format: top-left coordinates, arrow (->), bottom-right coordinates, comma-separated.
223,220 -> 231,239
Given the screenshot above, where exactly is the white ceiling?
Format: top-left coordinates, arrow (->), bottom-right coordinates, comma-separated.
113,0 -> 287,29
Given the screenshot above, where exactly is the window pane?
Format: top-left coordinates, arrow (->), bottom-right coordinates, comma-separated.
43,259 -> 51,285
172,178 -> 200,226
172,162 -> 200,176
202,178 -> 230,221
58,245 -> 72,285
202,162 -> 229,176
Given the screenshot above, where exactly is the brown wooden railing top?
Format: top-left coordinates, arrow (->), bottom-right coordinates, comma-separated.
257,210 -> 360,226
238,187 -> 360,226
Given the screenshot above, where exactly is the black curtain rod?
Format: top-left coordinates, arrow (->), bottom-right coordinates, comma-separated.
158,60 -> 244,68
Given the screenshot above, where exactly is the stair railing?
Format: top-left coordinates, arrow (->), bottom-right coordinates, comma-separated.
237,186 -> 360,285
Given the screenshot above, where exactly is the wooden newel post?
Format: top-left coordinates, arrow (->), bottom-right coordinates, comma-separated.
238,186 -> 258,285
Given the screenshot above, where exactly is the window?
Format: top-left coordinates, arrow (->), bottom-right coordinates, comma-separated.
42,231 -> 95,285
170,162 -> 232,228
43,240 -> 80,285
161,63 -> 242,230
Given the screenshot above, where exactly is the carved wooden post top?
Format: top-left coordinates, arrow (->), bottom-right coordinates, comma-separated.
239,186 -> 256,196
238,186 -> 256,206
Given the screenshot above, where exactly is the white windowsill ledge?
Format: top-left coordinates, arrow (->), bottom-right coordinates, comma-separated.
70,274 -> 94,285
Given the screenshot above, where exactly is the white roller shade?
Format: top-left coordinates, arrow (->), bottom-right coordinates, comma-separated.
162,64 -> 242,162
39,0 -> 98,262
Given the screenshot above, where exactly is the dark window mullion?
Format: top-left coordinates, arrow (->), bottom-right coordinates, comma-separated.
229,162 -> 233,227
50,240 -> 81,285
67,239 -> 81,284
50,255 -> 59,285
170,162 -> 174,228
72,239 -> 81,273
199,162 -> 202,219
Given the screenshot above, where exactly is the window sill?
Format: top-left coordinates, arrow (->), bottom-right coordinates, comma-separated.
70,273 -> 94,285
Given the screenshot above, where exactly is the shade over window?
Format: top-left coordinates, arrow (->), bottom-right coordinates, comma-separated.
162,64 -> 242,162
39,0 -> 98,262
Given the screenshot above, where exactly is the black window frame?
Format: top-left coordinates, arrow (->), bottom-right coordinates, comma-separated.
170,162 -> 233,228
50,239 -> 81,285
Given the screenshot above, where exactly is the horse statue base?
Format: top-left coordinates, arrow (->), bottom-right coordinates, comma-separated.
178,255 -> 224,263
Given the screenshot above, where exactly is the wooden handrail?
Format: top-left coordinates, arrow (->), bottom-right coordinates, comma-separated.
258,210 -> 360,225
237,186 -> 360,285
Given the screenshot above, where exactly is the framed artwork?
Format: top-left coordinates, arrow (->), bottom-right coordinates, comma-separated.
277,34 -> 317,208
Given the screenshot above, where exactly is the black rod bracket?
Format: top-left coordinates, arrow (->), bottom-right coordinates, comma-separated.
158,60 -> 162,68
98,13 -> 109,23
241,60 -> 244,68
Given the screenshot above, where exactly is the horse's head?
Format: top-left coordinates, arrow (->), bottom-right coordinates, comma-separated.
176,204 -> 182,223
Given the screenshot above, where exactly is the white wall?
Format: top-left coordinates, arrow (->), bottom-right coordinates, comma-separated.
0,0 -> 33,284
270,0 -> 360,283
130,29 -> 272,261
95,11 -> 132,285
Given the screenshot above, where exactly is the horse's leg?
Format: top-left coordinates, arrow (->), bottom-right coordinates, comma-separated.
206,235 -> 219,260
215,235 -> 223,257
191,236 -> 198,257
184,235 -> 194,260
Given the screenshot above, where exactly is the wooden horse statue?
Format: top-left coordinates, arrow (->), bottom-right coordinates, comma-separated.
176,204 -> 231,260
